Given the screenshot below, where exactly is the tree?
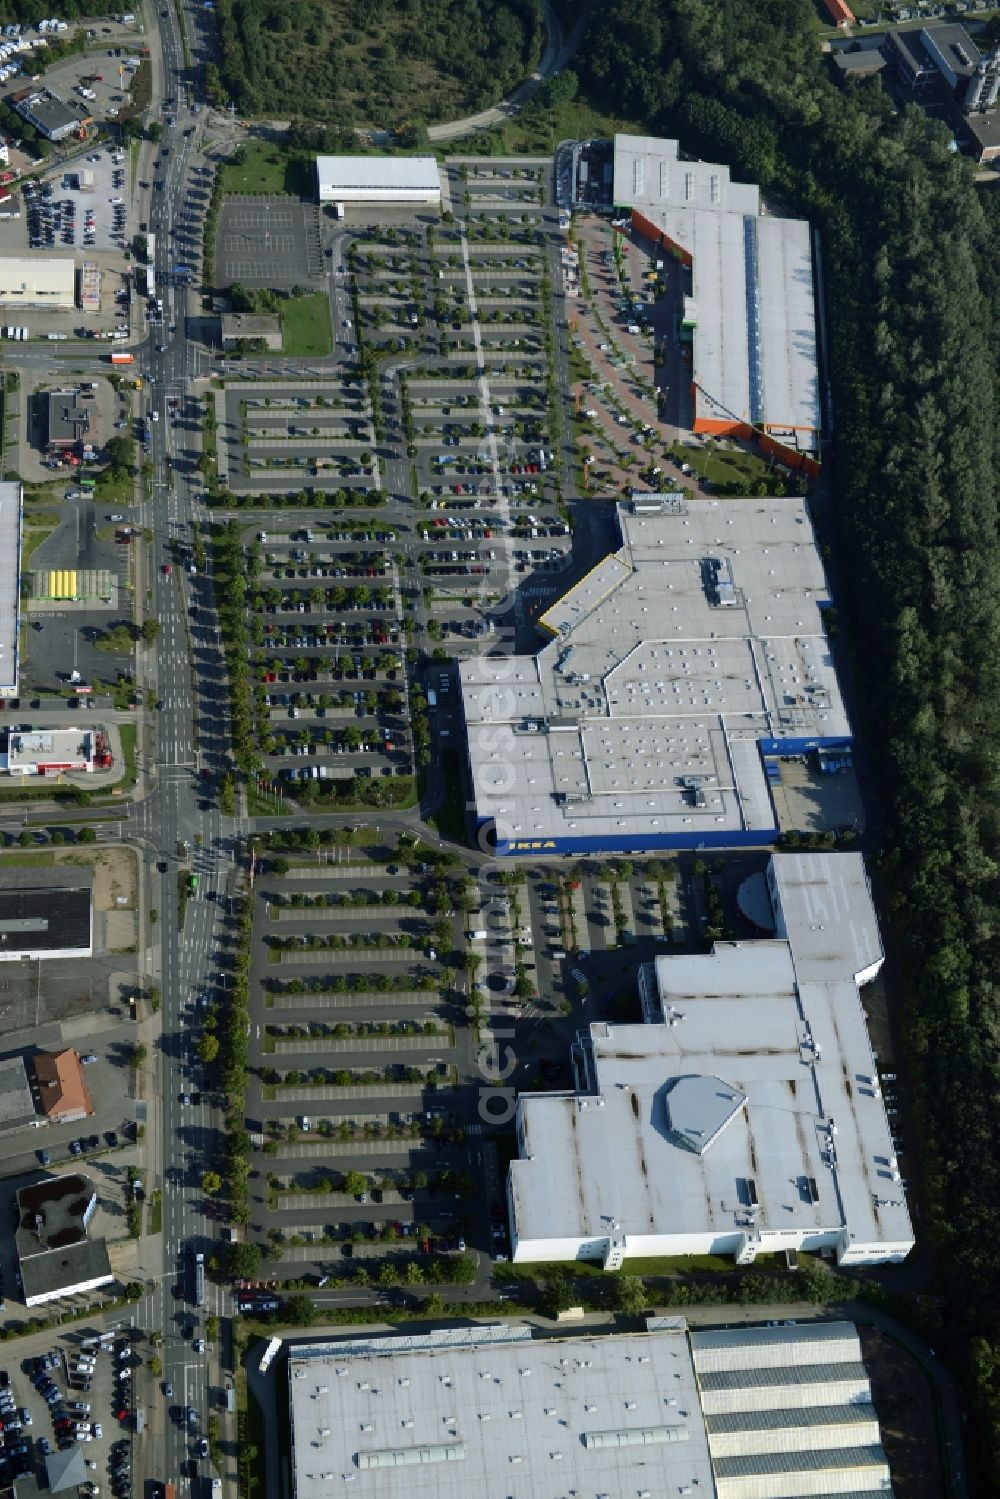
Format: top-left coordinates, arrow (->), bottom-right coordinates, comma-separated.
104,435 -> 133,477
539,1267 -> 574,1319
227,1241 -> 262,1280
342,1170 -> 368,1197
197,1033 -> 220,1064
148,1355 -> 163,1378
614,1274 -> 646,1318
201,1171 -> 223,1196
285,1294 -> 314,1326
141,619 -> 161,644
77,827 -> 96,844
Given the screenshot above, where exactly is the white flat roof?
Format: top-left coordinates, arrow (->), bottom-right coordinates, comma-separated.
614,133 -> 819,446
0,482 -> 20,694
651,205 -> 820,441
613,134 -> 760,215
315,155 -> 441,201
771,850 -> 883,985
0,256 -> 75,306
461,498 -> 848,850
3,726 -> 92,771
287,1323 -> 715,1499
510,855 -> 911,1260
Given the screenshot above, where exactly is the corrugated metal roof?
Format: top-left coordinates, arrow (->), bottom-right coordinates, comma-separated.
692,1321 -> 863,1372
706,1402 -> 879,1435
714,1443 -> 889,1478
699,1361 -> 869,1393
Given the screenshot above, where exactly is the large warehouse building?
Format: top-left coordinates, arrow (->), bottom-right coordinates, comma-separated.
282,1318 -> 897,1499
0,255 -> 75,309
507,852 -> 913,1269
460,494 -> 849,857
0,869 -> 93,962
0,480 -> 21,696
612,134 -> 821,469
315,155 -> 441,208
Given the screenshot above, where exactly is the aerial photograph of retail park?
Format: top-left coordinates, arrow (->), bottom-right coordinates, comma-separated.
0,0 -> 996,1495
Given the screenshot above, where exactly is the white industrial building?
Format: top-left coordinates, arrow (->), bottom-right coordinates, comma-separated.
283,1318 -> 896,1499
612,134 -> 762,216
0,255 -> 76,309
612,134 -> 820,459
0,480 -> 21,696
460,495 -> 850,857
287,1320 -> 717,1499
508,852 -> 914,1268
315,155 -> 441,208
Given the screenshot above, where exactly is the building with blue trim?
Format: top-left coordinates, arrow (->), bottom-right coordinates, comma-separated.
460,495 -> 851,857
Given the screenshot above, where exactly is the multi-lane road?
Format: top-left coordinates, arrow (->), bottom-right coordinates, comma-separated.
139,0 -> 239,1487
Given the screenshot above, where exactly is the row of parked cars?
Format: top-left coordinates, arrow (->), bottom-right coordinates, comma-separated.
0,1372 -> 32,1482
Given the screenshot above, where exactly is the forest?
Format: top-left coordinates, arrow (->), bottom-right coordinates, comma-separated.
576,0 -> 1000,1486
211,0 -> 542,127
0,0 -> 107,18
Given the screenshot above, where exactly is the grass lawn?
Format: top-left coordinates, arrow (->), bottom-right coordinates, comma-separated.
117,722 -> 138,791
669,440 -> 780,493
496,1252 -> 748,1279
220,141 -> 315,197
246,782 -> 291,818
19,520 -> 58,571
241,1382 -> 268,1499
462,97 -> 647,161
281,294 -> 333,358
95,467 -> 135,507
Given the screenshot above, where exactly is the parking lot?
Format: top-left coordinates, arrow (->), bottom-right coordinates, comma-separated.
219,379 -> 377,493
244,848 -> 478,1271
233,831 -> 766,1286
0,1326 -> 142,1495
215,196 -> 324,287
17,148 -> 129,255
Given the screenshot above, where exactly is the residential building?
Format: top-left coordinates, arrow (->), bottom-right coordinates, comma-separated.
31,1050 -> 94,1122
